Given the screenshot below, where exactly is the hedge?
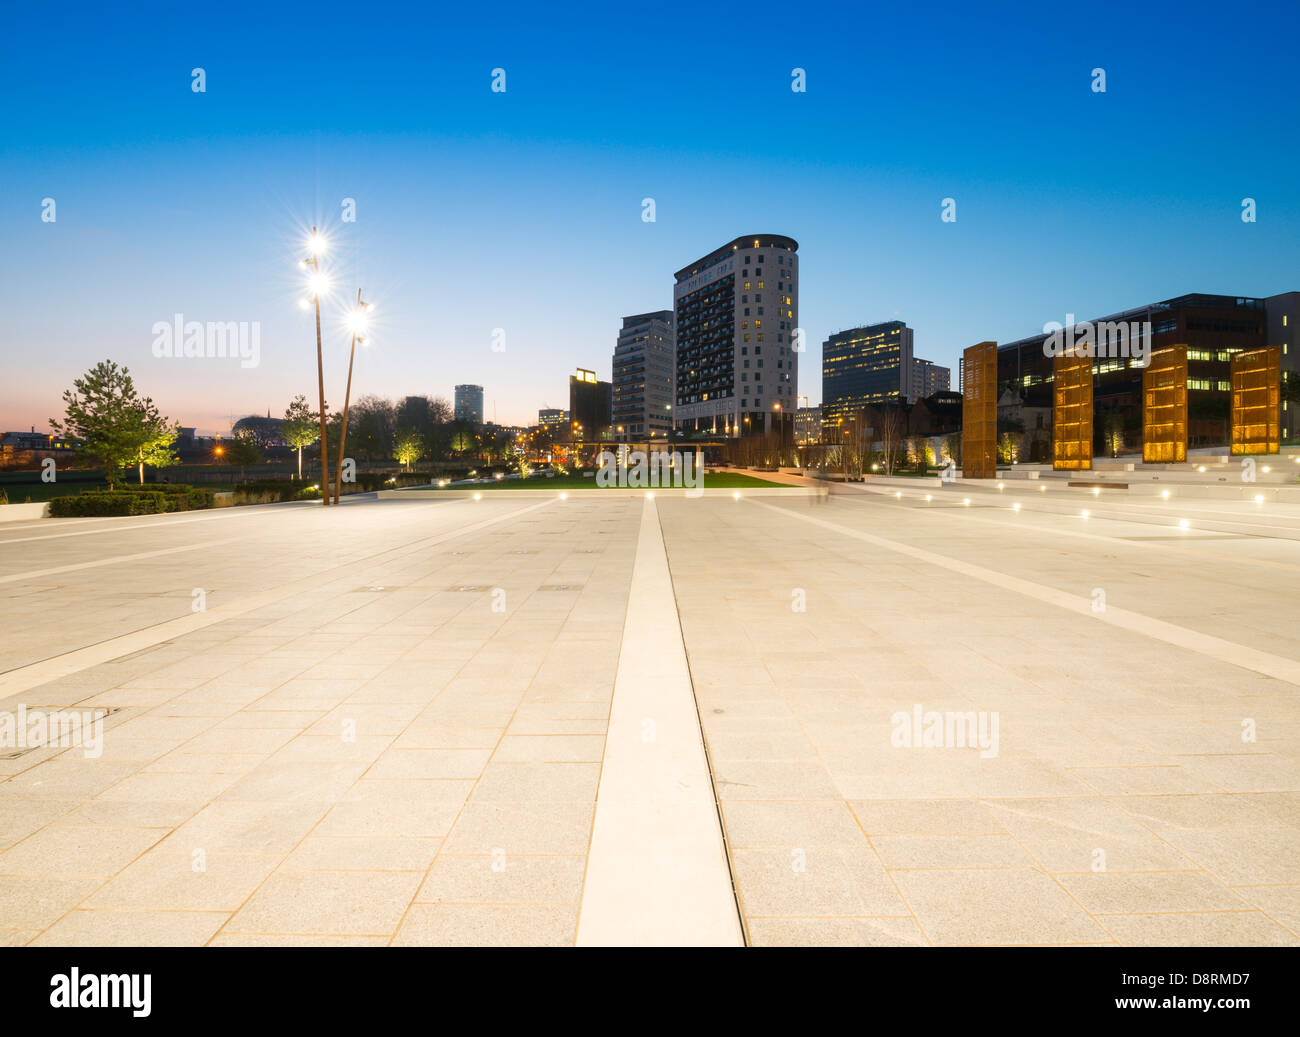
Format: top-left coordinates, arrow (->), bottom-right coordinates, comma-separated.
47,487 -> 215,517
50,492 -> 168,517
234,479 -> 322,504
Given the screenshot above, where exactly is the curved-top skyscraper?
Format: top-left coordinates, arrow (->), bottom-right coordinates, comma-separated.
672,235 -> 798,438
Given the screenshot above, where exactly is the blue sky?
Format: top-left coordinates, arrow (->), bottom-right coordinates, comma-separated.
3,0 -> 1298,433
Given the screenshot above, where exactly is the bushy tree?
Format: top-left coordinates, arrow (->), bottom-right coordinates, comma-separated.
222,429 -> 262,480
50,360 -> 177,489
282,394 -> 320,479
393,426 -> 424,471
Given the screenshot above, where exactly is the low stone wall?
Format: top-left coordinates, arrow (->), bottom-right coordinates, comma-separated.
0,501 -> 50,522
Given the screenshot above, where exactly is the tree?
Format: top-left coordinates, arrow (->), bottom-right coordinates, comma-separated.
450,420 -> 474,455
427,396 -> 453,425
393,426 -> 424,471
132,400 -> 180,484
841,411 -> 872,480
1100,409 -> 1125,457
282,394 -> 320,480
231,414 -> 283,449
876,405 -> 905,476
222,429 -> 262,481
50,360 -> 176,490
350,395 -> 396,461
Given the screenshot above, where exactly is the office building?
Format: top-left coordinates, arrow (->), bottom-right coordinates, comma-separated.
613,311 -> 674,439
673,234 -> 799,437
994,293 -> 1282,448
454,384 -> 484,425
909,357 -> 951,400
569,368 -> 612,441
996,295 -> 1267,409
794,405 -> 822,446
1266,292 -> 1299,439
538,408 -> 568,431
821,321 -> 914,429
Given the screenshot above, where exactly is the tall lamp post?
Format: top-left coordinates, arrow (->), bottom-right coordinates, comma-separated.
334,290 -> 370,506
302,228 -> 330,505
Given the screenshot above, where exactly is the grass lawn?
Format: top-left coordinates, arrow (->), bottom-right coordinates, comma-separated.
420,471 -> 786,490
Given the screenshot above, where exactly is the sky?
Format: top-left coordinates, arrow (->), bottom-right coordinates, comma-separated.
2,0 -> 1298,434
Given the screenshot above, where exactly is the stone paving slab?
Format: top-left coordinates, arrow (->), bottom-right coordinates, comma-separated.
0,496 -> 638,945
657,493 -> 1300,947
3,489 -> 1299,945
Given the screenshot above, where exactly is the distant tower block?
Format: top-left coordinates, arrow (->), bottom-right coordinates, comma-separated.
1143,345 -> 1188,464
1230,346 -> 1281,455
1053,351 -> 1094,471
961,341 -> 997,479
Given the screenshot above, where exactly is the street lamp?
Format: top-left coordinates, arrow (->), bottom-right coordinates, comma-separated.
302,227 -> 330,505
334,290 -> 371,507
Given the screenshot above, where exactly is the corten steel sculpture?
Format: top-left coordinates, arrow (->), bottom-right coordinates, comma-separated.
1053,351 -> 1094,470
1230,346 -> 1281,455
1143,345 -> 1188,464
961,341 -> 997,479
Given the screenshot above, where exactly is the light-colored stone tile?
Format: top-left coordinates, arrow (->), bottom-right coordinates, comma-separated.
722,801 -> 867,849
314,780 -> 472,838
731,848 -> 909,916
0,798 -> 78,849
1098,911 -> 1299,946
84,851 -> 281,911
893,868 -> 1110,946
392,903 -> 576,946
1156,828 -> 1300,886
365,748 -> 492,780
227,869 -> 423,935
1235,885 -> 1300,936
1058,871 -> 1249,914
159,800 -> 329,854
416,854 -> 585,904
0,825 -> 164,877
442,799 -> 595,855
0,875 -> 102,929
491,735 -> 604,763
30,909 -> 227,946
1116,794 -> 1283,832
209,932 -> 388,946
747,915 -> 927,947
283,837 -> 439,872
851,799 -> 1008,836
873,835 -> 1035,870
219,761 -> 370,803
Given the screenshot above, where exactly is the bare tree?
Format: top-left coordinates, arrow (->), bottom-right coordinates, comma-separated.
876,406 -> 904,476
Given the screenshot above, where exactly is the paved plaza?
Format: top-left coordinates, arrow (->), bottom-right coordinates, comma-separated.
2,481 -> 1299,946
